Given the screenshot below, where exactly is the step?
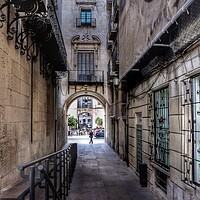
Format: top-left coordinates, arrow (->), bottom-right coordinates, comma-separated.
0,180 -> 29,200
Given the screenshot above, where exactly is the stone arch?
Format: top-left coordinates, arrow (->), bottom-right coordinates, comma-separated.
64,90 -> 110,110
64,90 -> 111,142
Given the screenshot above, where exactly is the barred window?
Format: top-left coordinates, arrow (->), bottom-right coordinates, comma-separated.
154,87 -> 170,168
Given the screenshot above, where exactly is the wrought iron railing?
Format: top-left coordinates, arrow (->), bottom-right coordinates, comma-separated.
113,0 -> 119,23
112,44 -> 119,70
0,0 -> 67,72
108,20 -> 118,40
76,18 -> 96,27
68,70 -> 104,83
18,143 -> 77,200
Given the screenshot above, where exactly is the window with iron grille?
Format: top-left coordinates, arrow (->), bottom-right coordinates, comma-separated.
81,9 -> 92,26
155,169 -> 167,193
192,76 -> 200,184
154,87 -> 170,168
77,52 -> 94,82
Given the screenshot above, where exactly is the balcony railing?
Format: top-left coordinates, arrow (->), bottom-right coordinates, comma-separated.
76,18 -> 96,27
113,0 -> 119,23
68,70 -> 104,84
108,21 -> 118,40
112,45 -> 119,70
76,0 -> 96,5
107,33 -> 113,50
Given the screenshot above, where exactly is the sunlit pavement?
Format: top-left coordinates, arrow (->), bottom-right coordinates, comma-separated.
67,134 -> 105,144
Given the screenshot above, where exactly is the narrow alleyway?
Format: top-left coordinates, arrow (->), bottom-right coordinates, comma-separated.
67,142 -> 162,200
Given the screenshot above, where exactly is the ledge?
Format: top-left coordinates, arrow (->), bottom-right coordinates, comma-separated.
151,162 -> 170,176
76,0 -> 96,5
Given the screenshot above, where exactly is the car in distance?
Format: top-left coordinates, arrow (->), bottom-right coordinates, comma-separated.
95,129 -> 104,138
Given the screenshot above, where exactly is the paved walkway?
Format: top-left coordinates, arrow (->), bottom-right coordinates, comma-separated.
67,142 -> 161,200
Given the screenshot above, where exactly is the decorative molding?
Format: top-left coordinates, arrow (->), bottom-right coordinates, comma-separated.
71,34 -> 101,68
71,34 -> 101,45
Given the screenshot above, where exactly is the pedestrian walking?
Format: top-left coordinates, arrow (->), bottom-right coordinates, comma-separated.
89,130 -> 93,144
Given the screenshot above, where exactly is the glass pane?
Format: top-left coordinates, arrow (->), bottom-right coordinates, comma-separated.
77,52 -> 94,81
81,10 -> 91,25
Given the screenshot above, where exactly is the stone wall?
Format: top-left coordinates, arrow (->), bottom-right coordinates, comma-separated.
119,0 -> 187,77
124,44 -> 200,200
0,20 -> 57,193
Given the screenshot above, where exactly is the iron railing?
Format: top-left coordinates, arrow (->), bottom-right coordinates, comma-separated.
68,70 -> 104,83
111,44 -> 119,70
113,0 -> 119,23
76,18 -> 96,27
18,143 -> 77,200
108,20 -> 118,40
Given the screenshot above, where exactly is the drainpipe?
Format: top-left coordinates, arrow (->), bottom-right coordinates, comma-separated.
120,0 -> 195,80
54,75 -> 58,152
125,91 -> 129,166
30,57 -> 34,143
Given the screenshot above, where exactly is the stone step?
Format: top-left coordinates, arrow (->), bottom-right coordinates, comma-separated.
0,180 -> 29,200
0,180 -> 45,200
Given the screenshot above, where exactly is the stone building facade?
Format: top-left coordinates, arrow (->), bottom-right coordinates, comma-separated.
112,0 -> 200,199
0,0 -> 67,192
1,0 -> 200,199
60,0 -> 111,142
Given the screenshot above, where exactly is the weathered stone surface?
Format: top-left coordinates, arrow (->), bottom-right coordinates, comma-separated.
0,13 -> 59,193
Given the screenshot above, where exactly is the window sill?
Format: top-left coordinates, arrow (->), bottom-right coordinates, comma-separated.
151,161 -> 170,176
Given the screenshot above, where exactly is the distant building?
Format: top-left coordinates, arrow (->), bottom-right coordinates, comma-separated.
68,97 -> 105,130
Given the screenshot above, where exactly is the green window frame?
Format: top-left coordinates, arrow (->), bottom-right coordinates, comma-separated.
154,87 -> 170,168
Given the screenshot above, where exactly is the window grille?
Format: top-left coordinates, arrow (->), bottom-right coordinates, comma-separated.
136,124 -> 143,173
155,169 -> 167,193
154,88 -> 170,168
181,76 -> 200,187
148,93 -> 154,161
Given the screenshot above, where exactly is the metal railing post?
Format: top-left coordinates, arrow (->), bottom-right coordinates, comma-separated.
53,155 -> 57,200
18,143 -> 77,199
29,166 -> 35,200
45,159 -> 50,200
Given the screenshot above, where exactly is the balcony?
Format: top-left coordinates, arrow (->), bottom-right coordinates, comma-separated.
68,70 -> 104,85
107,59 -> 118,85
112,45 -> 119,70
113,0 -> 119,23
76,0 -> 96,5
76,18 -> 96,27
108,21 -> 118,41
107,0 -> 112,10
1,0 -> 68,72
107,34 -> 113,50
